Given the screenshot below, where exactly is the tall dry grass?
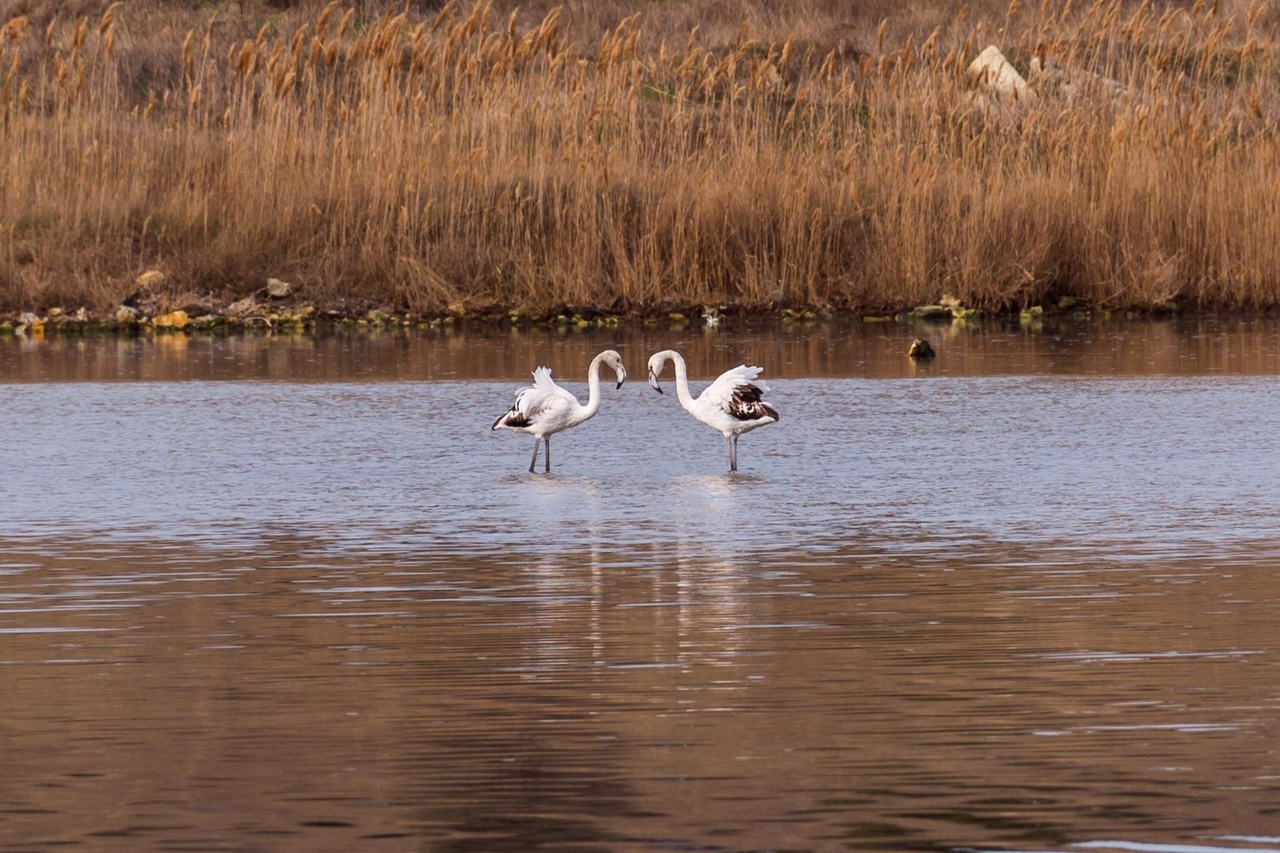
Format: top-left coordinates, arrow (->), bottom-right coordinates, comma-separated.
1,0 -> 1280,317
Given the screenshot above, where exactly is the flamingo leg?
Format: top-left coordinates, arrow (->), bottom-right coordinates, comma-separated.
544,436 -> 552,473
528,436 -> 541,473
727,434 -> 738,472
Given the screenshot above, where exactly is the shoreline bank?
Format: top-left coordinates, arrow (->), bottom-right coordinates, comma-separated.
0,293 -> 1252,338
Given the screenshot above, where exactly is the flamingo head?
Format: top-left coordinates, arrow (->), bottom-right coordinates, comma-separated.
601,349 -> 627,390
646,352 -> 669,394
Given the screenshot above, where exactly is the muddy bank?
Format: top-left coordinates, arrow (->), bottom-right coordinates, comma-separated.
0,273 -> 1193,337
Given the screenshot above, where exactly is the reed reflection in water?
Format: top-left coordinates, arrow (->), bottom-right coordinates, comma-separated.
2,326 -> 1280,852
5,314 -> 1280,383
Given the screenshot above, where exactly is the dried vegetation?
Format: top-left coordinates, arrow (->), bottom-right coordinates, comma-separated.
1,0 -> 1280,323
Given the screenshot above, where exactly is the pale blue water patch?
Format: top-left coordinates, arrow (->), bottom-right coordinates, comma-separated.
2,375 -> 1280,564
9,333 -> 1280,853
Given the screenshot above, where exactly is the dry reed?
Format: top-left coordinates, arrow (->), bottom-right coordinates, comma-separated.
1,0 -> 1279,318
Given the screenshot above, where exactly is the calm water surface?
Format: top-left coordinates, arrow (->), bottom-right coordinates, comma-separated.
4,318 -> 1280,853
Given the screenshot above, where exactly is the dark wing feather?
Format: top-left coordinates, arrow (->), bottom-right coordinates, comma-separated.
492,406 -> 531,430
727,384 -> 779,422
492,369 -> 558,430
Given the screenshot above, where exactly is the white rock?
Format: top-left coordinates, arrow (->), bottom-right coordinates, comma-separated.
968,46 -> 1031,99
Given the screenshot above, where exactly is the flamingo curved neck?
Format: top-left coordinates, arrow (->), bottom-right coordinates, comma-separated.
663,351 -> 699,415
579,352 -> 607,420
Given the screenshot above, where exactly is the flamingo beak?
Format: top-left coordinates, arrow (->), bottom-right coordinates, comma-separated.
647,368 -> 663,394
615,367 -> 626,390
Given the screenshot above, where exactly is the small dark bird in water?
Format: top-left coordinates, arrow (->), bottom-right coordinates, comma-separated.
908,339 -> 936,359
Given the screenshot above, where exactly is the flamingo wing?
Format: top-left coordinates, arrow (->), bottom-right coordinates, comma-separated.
700,365 -> 780,422
492,367 -> 576,430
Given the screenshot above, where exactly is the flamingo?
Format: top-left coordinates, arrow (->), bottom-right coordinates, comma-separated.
491,349 -> 627,473
647,349 -> 779,472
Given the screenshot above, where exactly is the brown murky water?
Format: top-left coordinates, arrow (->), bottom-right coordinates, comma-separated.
4,317 -> 1280,853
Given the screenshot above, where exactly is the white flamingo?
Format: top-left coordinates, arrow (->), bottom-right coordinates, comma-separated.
492,350 -> 627,473
647,349 -> 779,472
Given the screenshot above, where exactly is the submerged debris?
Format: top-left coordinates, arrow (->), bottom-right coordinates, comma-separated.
908,339 -> 936,359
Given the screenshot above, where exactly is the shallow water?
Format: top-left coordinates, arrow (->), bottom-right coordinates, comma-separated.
4,318 -> 1280,852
